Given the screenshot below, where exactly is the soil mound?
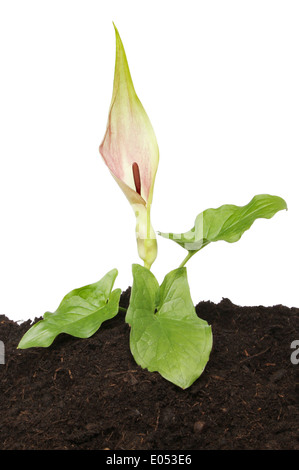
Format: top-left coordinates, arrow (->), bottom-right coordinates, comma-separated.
0,289 -> 298,450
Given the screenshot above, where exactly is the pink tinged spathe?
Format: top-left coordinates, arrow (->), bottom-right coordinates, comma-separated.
99,24 -> 159,269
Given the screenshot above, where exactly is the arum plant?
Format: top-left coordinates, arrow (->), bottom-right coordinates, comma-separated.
99,25 -> 159,269
18,25 -> 287,390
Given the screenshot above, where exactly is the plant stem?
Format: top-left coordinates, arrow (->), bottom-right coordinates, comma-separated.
118,306 -> 127,314
179,251 -> 196,268
144,260 -> 151,270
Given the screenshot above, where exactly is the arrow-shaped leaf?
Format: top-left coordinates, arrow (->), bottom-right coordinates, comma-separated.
18,269 -> 121,349
158,194 -> 287,253
126,264 -> 212,389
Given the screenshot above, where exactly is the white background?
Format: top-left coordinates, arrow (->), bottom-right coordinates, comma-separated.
0,0 -> 298,321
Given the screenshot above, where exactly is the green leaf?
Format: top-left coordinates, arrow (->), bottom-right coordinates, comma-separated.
18,269 -> 121,349
126,264 -> 212,389
158,194 -> 287,253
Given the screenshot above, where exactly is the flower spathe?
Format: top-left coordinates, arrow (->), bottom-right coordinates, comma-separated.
99,24 -> 159,268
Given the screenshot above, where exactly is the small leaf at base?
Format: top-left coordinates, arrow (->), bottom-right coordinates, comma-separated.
18,269 -> 121,349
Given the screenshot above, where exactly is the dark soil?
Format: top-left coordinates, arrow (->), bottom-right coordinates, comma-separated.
0,289 -> 298,450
